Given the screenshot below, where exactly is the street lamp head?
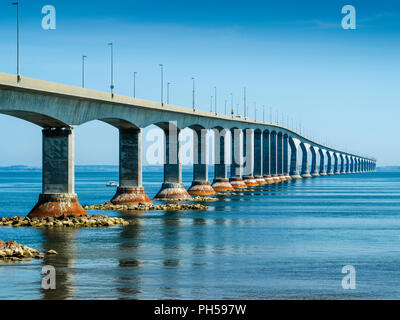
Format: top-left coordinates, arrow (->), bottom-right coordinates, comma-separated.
12,2 -> 18,5
108,42 -> 113,46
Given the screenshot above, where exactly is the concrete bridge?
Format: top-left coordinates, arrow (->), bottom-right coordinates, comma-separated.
0,73 -> 376,217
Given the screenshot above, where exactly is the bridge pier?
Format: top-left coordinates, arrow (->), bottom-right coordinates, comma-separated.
311,147 -> 320,177
346,156 -> 350,174
212,129 -> 234,192
254,130 -> 267,185
301,143 -> 312,178
188,129 -> 215,196
28,128 -> 87,218
289,138 -> 301,179
263,131 -> 275,183
319,149 -> 327,176
111,128 -> 152,205
229,129 -> 247,188
154,127 -> 191,200
334,153 -> 340,174
340,155 -> 346,174
243,129 -> 259,186
327,152 -> 334,175
277,133 -> 286,181
271,132 -> 281,182
283,135 -> 291,181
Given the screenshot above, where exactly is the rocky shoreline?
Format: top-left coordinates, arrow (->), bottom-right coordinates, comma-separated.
84,202 -> 209,212
0,240 -> 51,263
0,215 -> 129,228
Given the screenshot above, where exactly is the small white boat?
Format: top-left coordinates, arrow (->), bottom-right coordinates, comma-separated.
106,181 -> 118,187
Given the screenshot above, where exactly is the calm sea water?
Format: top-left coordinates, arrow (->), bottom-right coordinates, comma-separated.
0,167 -> 400,300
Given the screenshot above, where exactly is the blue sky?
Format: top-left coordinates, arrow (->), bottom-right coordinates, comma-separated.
0,0 -> 399,166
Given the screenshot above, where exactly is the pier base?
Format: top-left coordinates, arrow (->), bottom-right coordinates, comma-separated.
28,194 -> 87,218
311,173 -> 320,177
212,178 -> 234,192
111,187 -> 152,205
255,176 -> 267,185
229,177 -> 248,189
301,173 -> 312,178
279,175 -> 287,181
272,176 -> 281,183
188,181 -> 216,196
264,175 -> 275,184
154,183 -> 191,201
243,176 -> 259,187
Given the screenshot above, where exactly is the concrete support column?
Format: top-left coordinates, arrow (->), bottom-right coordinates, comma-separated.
229,128 -> 247,188
334,153 -> 340,174
327,152 -> 334,175
350,157 -> 354,174
301,143 -> 311,178
254,130 -> 267,185
188,129 -> 216,196
243,129 -> 258,186
289,138 -> 301,179
319,149 -> 327,176
270,132 -> 281,182
154,126 -> 191,200
28,128 -> 87,218
311,147 -> 320,177
263,131 -> 275,184
111,128 -> 151,205
277,133 -> 284,182
283,135 -> 291,180
340,155 -> 346,174
212,129 -> 234,192
346,156 -> 350,174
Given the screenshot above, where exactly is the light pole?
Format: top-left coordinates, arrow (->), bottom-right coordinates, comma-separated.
192,77 -> 195,111
133,72 -> 137,98
224,100 -> 227,116
244,87 -> 247,119
270,107 -> 272,123
159,64 -> 164,106
108,42 -> 114,97
12,2 -> 20,82
167,82 -> 171,104
214,86 -> 217,115
82,55 -> 87,88
263,105 -> 265,122
210,96 -> 213,112
230,93 -> 233,115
